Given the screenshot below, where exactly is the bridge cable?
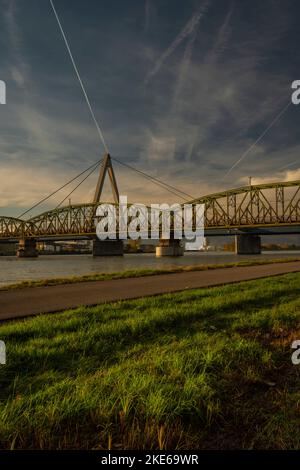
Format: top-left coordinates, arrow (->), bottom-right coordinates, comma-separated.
17,158 -> 103,219
111,155 -> 195,201
49,0 -> 197,203
49,0 -> 109,153
55,161 -> 103,209
18,150 -> 192,219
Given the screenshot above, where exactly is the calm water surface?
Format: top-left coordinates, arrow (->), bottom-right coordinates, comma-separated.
0,251 -> 299,287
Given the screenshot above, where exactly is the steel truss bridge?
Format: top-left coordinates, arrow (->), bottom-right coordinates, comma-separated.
1,180 -> 300,241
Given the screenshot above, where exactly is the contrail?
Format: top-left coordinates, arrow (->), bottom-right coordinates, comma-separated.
207,1 -> 234,64
278,159 -> 299,171
145,0 -> 210,84
4,0 -> 28,89
224,100 -> 292,178
144,0 -> 151,32
49,0 -> 109,153
172,26 -> 198,111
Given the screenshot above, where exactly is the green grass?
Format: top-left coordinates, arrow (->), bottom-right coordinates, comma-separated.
0,272 -> 300,449
1,256 -> 300,291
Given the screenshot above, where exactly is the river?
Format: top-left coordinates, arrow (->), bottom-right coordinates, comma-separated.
0,251 -> 299,287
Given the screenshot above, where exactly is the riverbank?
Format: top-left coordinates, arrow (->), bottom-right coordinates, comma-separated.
1,256 -> 300,291
1,251 -> 300,288
0,272 -> 299,449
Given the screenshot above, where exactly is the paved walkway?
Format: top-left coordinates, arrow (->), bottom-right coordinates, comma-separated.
1,261 -> 300,321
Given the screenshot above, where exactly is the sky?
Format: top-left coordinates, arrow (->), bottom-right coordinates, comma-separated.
0,0 -> 300,217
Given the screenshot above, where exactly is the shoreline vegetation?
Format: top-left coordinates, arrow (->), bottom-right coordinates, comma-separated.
1,257 -> 300,292
0,272 -> 299,449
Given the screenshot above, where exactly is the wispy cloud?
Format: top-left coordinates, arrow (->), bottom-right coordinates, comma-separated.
206,1 -> 234,65
172,26 -> 198,113
224,100 -> 292,178
144,0 -> 151,33
4,0 -> 28,89
0,0 -> 297,213
145,0 -> 210,84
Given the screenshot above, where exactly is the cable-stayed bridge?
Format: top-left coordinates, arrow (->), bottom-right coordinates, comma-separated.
1,154 -> 300,257
1,4 -> 295,257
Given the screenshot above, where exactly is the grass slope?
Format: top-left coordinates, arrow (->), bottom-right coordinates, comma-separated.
0,272 -> 300,449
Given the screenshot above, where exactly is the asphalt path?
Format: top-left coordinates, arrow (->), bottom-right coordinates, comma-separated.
1,261 -> 300,321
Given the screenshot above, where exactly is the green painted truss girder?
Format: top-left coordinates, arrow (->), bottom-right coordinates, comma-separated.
1,180 -> 300,239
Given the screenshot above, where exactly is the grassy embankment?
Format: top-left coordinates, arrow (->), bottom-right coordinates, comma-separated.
1,256 -> 300,291
0,271 -> 300,449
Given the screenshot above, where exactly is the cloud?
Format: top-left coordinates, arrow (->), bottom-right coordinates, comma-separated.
0,165 -> 73,210
206,1 -> 234,65
4,0 -> 21,51
146,133 -> 176,161
224,101 -> 292,178
239,167 -> 300,187
172,26 -> 198,113
0,0 -> 297,215
4,0 -> 30,90
145,0 -> 210,84
144,0 -> 151,32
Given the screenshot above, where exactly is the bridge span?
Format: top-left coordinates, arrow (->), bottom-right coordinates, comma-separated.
1,179 -> 300,257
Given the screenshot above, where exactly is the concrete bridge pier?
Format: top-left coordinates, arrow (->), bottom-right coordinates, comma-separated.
92,238 -> 123,256
17,238 -> 38,258
156,238 -> 184,257
235,234 -> 261,255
